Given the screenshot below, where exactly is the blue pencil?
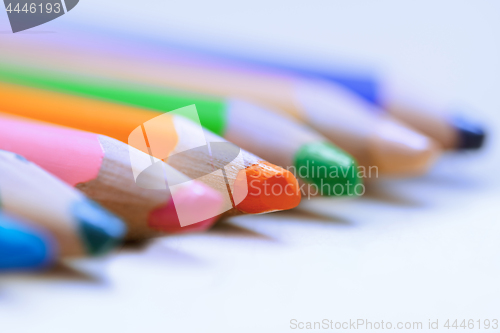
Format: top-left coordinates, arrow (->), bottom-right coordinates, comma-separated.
0,212 -> 57,271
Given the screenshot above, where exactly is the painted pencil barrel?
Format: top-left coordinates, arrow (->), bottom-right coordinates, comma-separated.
0,212 -> 57,271
0,115 -> 225,239
216,61 -> 486,151
81,24 -> 487,151
0,65 -> 361,195
158,44 -> 486,151
0,39 -> 442,176
32,0 -> 485,149
0,150 -> 126,257
0,71 -> 302,212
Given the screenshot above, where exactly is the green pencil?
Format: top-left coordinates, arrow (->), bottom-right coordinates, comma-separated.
0,64 -> 363,197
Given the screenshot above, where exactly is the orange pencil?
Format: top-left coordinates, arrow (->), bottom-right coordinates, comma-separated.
0,83 -> 301,218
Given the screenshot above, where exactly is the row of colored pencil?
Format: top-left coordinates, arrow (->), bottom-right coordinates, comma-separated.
0,21 -> 485,271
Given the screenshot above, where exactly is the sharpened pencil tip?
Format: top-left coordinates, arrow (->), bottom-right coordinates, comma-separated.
72,199 -> 126,256
451,116 -> 486,150
370,119 -> 441,176
294,142 -> 362,196
0,213 -> 56,271
234,161 -> 301,213
148,181 -> 223,233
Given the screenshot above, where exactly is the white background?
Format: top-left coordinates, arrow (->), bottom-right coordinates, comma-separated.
0,1 -> 499,332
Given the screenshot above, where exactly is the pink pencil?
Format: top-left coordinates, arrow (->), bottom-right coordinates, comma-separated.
0,114 -> 225,239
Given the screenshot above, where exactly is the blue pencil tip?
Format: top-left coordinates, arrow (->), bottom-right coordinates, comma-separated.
0,213 -> 56,272
451,116 -> 486,150
72,199 -> 126,256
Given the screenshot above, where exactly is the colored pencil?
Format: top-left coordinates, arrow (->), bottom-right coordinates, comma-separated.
0,212 -> 57,271
376,88 -> 486,150
0,65 -> 361,195
41,21 -> 486,150
0,149 -> 125,257
0,111 -> 300,226
0,37 -> 441,176
0,114 -> 229,239
181,51 -> 486,151
139,37 -> 487,151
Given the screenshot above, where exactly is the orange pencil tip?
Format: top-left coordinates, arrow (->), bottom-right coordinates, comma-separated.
235,161 -> 301,214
